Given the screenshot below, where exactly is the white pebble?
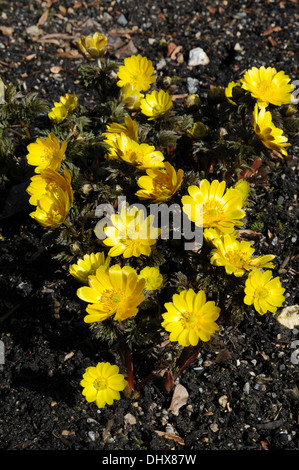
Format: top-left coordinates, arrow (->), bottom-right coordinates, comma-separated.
188,47 -> 210,66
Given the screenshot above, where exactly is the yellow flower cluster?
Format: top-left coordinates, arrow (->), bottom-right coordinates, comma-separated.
26,134 -> 73,228
203,224 -> 284,316
224,66 -> 293,156
116,54 -> 173,119
48,92 -> 78,123
22,45 -> 291,411
69,252 -> 110,284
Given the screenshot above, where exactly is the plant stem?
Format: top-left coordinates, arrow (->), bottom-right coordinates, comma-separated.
119,335 -> 134,391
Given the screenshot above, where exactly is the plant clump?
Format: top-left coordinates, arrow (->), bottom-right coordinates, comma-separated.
1,32 -> 297,409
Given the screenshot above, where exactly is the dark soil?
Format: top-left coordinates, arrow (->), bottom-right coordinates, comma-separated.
0,0 -> 298,452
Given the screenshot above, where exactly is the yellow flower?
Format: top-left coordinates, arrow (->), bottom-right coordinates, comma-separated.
109,133 -> 165,170
48,93 -> 78,122
117,54 -> 156,92
140,89 -> 173,120
210,233 -> 276,277
231,179 -> 250,206
26,168 -> 73,206
244,270 -> 285,315
119,83 -> 144,110
224,81 -> 242,105
59,92 -> 78,112
103,116 -> 138,160
76,32 -> 108,60
252,104 -> 290,156
69,252 -> 110,284
29,186 -> 72,228
161,288 -> 220,346
187,121 -> 207,140
182,179 -> 246,234
77,264 -> 145,322
240,66 -> 294,107
138,266 -> 163,291
103,205 -> 160,258
203,227 -> 239,245
26,133 -> 67,173
80,362 -> 127,409
136,162 -> 184,203
48,103 -> 68,123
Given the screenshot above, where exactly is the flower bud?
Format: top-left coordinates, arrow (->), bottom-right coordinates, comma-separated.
207,86 -> 226,104
76,32 -> 108,60
188,121 -> 207,139
163,76 -> 172,88
185,93 -> 201,110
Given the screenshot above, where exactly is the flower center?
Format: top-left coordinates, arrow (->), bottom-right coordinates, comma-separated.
256,81 -> 273,100
204,200 -> 224,224
94,377 -> 107,391
256,288 -> 268,299
153,104 -> 162,114
100,289 -> 123,313
181,310 -> 199,329
41,147 -> 54,163
209,208 -> 218,217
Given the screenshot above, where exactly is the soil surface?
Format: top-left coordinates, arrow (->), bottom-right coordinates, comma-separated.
0,0 -> 298,452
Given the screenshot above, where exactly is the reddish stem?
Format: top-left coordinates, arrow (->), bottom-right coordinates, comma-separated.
119,337 -> 134,391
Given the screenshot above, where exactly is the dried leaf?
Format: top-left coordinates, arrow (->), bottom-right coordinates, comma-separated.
169,384 -> 189,415
37,9 -> 49,26
155,430 -> 185,445
61,430 -> 75,437
124,413 -> 137,425
50,66 -> 62,74
109,26 -> 138,38
261,26 -> 282,36
64,351 -> 74,361
26,54 -> 37,61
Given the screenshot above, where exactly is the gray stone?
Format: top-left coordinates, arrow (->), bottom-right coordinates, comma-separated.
188,47 -> 209,66
117,14 -> 128,26
186,77 -> 200,94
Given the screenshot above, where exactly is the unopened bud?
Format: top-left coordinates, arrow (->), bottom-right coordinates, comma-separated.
185,93 -> 201,110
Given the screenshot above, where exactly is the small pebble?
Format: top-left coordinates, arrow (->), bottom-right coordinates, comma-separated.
186,77 -> 200,94
188,47 -> 209,66
210,423 -> 219,433
254,383 -> 266,392
117,14 -> 128,26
